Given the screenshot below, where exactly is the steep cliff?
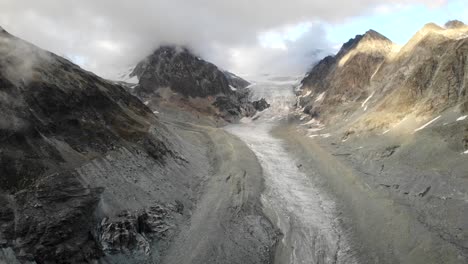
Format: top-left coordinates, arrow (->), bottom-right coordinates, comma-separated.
299,22 -> 468,132
0,27 -> 277,264
129,46 -> 266,122
299,30 -> 396,119
0,27 -> 194,263
295,21 -> 468,263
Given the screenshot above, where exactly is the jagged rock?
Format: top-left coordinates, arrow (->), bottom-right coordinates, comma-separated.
132,46 -> 234,98
98,212 -> 150,255
214,96 -> 246,117
137,205 -> 171,238
298,22 -> 468,134
97,205 -> 172,256
213,88 -> 262,121
0,26 -> 178,263
9,172 -> 103,263
252,98 -> 270,111
299,29 -> 395,119
445,20 -> 466,29
224,71 -> 250,89
129,45 -> 263,120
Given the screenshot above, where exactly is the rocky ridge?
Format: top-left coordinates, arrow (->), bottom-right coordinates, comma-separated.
0,26 -> 277,264
128,45 -> 268,122
295,21 -> 468,263
298,22 -> 468,133
0,26 -> 186,263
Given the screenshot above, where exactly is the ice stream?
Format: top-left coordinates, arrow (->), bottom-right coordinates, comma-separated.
226,78 -> 357,264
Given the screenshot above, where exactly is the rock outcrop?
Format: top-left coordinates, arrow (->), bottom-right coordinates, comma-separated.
298,22 -> 468,132
130,45 -> 267,121
299,30 -> 396,119
131,46 -> 233,98
0,27 -> 185,263
223,70 -> 251,89
295,21 -> 468,263
0,27 -> 276,264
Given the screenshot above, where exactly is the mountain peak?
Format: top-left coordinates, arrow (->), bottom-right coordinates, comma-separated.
363,29 -> 391,42
335,29 -> 391,59
420,22 -> 444,32
131,44 -> 254,98
445,20 -> 466,29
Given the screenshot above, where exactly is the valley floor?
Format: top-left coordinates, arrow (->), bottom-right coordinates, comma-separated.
273,124 -> 467,264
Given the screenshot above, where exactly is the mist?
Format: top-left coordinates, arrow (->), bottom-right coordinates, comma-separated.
0,0 -> 446,78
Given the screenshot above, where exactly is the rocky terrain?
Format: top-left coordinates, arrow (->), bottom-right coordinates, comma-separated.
2,15 -> 468,264
126,45 -> 268,122
0,27 -> 277,264
294,20 -> 468,263
299,21 -> 468,134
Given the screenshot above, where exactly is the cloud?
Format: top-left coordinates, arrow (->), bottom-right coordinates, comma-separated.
0,0 -> 447,77
225,23 -> 332,77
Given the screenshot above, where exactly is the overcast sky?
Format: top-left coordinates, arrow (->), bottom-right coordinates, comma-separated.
0,0 -> 465,79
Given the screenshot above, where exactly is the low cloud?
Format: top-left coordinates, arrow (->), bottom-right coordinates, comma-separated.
0,0 -> 447,77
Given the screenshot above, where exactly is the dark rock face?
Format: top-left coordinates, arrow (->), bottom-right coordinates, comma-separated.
252,98 -> 270,112
97,205 -> 173,255
213,89 -> 257,120
445,20 -> 466,29
223,71 -> 250,89
132,46 -> 234,98
3,172 -> 104,263
0,27 -> 176,263
131,45 -> 265,121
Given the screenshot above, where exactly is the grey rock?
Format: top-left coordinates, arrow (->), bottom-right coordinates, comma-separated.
252,98 -> 270,112
132,46 -> 233,98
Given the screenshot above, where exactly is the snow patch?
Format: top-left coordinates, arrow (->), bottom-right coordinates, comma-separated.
463,150 -> 468,155
457,115 -> 467,121
414,116 -> 441,132
308,128 -> 324,132
382,129 -> 391,135
315,92 -> 326,102
361,92 -> 375,108
229,85 -> 237,91
307,133 -> 331,138
144,101 -> 149,105
153,111 -> 159,114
